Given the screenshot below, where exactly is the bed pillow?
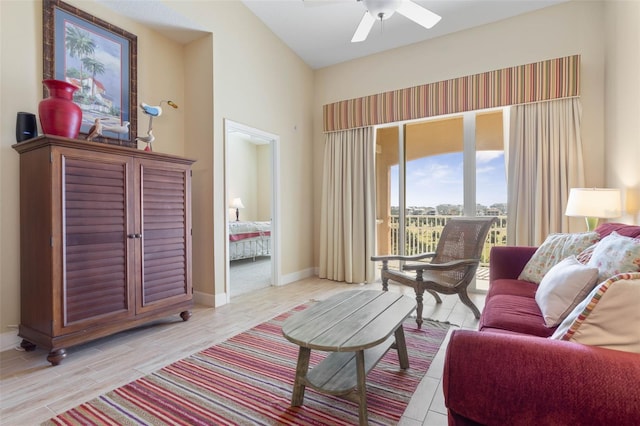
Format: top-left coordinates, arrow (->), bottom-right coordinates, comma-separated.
535,256 -> 600,327
518,232 -> 600,284
587,232 -> 640,282
551,273 -> 640,353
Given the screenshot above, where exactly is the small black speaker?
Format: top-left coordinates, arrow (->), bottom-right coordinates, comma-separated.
16,112 -> 38,142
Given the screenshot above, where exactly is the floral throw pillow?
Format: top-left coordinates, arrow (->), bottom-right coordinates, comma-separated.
587,232 -> 640,282
518,232 -> 600,284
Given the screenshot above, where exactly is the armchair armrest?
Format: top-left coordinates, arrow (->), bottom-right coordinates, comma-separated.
443,330 -> 640,425
402,258 -> 478,272
371,252 -> 435,262
489,246 -> 537,281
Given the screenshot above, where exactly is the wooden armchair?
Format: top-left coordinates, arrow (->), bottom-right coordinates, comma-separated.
371,217 -> 497,328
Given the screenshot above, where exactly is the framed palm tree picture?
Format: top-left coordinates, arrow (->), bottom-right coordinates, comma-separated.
43,0 -> 137,147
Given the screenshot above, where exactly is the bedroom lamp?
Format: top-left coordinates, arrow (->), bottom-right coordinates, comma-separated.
565,188 -> 622,231
231,198 -> 245,222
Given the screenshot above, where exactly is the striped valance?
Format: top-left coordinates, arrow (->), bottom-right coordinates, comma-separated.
323,55 -> 580,132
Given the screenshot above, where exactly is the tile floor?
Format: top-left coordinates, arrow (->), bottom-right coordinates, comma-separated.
0,277 -> 485,425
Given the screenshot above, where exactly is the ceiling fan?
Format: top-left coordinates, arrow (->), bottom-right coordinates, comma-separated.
351,0 -> 441,42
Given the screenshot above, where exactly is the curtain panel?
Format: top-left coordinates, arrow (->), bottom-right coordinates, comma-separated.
323,55 -> 580,132
507,98 -> 585,246
319,127 -> 376,284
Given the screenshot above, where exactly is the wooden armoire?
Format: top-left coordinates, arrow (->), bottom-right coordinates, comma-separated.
12,135 -> 194,365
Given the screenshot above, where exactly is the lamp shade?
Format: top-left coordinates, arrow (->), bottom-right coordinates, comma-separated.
231,198 -> 245,209
565,188 -> 622,218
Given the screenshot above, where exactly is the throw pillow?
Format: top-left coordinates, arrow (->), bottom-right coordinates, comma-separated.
587,232 -> 640,282
551,272 -> 640,353
518,232 -> 600,284
535,256 -> 600,327
576,244 -> 597,265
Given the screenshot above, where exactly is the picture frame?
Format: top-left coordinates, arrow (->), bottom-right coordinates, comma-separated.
43,0 -> 137,147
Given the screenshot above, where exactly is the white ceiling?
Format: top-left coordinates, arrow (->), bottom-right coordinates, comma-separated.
240,0 -> 568,69
99,0 -> 568,70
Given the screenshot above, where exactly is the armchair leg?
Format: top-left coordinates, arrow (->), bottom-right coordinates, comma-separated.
426,289 -> 442,304
380,260 -> 389,291
458,288 -> 481,319
414,287 -> 424,329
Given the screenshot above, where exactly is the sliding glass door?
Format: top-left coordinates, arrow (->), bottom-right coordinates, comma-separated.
374,110 -> 508,291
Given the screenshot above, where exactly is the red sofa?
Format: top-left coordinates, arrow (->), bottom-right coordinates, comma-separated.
443,223 -> 640,425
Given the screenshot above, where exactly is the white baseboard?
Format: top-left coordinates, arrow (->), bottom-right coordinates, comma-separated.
194,290 -> 217,307
1,329 -> 21,352
280,267 -> 315,286
214,291 -> 229,307
195,268 -> 316,308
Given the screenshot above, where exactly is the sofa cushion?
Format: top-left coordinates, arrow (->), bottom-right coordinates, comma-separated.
487,278 -> 538,299
480,294 -> 554,337
587,231 -> 640,282
535,256 -> 600,327
551,273 -> 640,353
518,231 -> 600,284
596,222 -> 640,239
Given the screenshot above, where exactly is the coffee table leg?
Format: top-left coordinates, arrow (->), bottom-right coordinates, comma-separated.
291,347 -> 310,406
355,350 -> 369,426
395,326 -> 410,369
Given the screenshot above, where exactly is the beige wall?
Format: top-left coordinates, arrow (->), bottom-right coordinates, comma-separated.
173,1 -> 315,301
605,0 -> 640,224
312,0 -> 612,263
184,34 -> 215,304
228,135 -> 259,222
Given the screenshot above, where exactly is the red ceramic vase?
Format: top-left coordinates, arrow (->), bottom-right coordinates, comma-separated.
38,79 -> 82,139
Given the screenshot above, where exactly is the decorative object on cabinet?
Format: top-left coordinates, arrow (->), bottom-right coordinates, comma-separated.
12,135 -> 195,366
102,120 -> 131,139
137,100 -> 179,151
38,79 -> 83,138
15,112 -> 38,142
43,0 -> 137,146
86,117 -> 104,141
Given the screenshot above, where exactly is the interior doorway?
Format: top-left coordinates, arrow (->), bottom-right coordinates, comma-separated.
224,119 -> 281,300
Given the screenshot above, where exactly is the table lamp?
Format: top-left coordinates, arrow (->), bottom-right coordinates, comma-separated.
565,188 -> 622,231
231,198 -> 245,221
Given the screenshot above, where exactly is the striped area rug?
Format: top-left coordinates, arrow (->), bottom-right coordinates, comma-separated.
45,305 -> 449,426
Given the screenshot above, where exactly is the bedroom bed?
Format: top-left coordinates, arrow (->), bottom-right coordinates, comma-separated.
228,221 -> 271,261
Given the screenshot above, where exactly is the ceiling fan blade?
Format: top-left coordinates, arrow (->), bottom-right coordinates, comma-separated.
351,12 -> 375,42
396,0 -> 441,29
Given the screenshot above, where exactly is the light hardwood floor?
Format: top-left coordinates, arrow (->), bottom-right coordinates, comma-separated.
0,277 -> 485,425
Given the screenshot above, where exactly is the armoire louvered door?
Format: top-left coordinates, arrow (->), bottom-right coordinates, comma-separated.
136,159 -> 192,313
14,136 -> 194,365
56,148 -> 135,335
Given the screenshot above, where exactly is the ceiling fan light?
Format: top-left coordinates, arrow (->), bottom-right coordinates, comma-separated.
363,0 -> 402,20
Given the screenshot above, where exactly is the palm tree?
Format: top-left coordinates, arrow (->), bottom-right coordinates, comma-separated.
65,25 -> 95,93
82,57 -> 105,98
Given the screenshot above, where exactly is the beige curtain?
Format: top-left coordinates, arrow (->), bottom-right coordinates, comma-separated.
507,98 -> 585,246
319,127 -> 376,283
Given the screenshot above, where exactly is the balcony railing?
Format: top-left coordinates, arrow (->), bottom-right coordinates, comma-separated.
387,215 -> 508,264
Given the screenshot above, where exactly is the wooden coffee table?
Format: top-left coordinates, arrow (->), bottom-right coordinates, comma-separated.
281,290 -> 416,425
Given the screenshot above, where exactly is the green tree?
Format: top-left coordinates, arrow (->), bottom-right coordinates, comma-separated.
65,25 -> 95,93
82,56 -> 105,97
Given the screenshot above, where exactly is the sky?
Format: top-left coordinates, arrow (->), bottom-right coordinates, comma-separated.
390,151 -> 507,207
